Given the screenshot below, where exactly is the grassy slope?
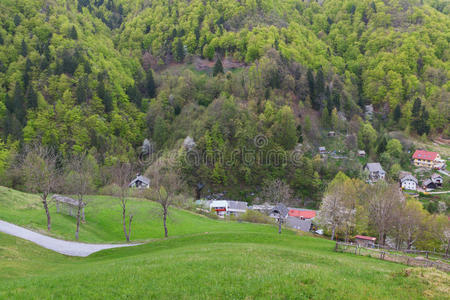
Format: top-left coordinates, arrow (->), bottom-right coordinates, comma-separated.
2,231 -> 448,299
1,186 -> 449,299
0,186 -> 278,243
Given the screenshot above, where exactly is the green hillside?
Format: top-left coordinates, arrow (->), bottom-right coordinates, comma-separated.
1,224 -> 449,299
0,186 -> 282,243
0,0 -> 449,201
0,186 -> 449,298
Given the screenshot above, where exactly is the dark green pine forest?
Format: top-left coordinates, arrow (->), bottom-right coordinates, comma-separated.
0,0 -> 448,205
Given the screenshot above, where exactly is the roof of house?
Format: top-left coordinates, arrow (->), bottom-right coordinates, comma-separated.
319,146 -> 326,151
271,203 -> 289,217
431,173 -> 442,180
365,163 -> 385,173
286,217 -> 312,232
227,200 -> 248,211
423,179 -> 435,187
52,195 -> 85,207
129,175 -> 150,186
355,235 -> 376,241
288,209 -> 316,219
358,150 -> 366,154
412,150 -> 439,161
400,174 -> 418,184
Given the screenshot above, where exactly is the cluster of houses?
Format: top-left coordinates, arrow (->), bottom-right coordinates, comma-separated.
400,172 -> 443,192
362,149 -> 446,189
196,199 -> 317,233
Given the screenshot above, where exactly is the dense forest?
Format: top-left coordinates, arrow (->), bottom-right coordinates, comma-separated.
0,0 -> 449,205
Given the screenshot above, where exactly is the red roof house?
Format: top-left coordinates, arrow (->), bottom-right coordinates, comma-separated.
355,235 -> 376,241
412,150 -> 442,169
412,150 -> 438,161
288,209 -> 316,219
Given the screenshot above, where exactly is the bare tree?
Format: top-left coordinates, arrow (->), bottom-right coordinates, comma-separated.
66,152 -> 95,241
366,182 -> 403,245
22,143 -> 60,231
317,183 -> 348,241
260,179 -> 292,234
143,155 -> 183,238
111,162 -> 134,242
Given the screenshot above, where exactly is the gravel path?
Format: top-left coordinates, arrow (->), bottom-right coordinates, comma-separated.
0,220 -> 140,257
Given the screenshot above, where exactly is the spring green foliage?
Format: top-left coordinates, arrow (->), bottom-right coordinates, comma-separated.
0,0 -> 448,201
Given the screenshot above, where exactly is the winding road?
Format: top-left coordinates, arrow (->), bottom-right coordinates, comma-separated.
0,220 -> 140,257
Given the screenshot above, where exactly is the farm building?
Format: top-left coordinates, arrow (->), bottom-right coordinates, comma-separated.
52,195 -> 85,221
431,173 -> 443,187
288,209 -> 316,220
357,150 -> 366,157
210,200 -> 248,217
355,235 -> 376,247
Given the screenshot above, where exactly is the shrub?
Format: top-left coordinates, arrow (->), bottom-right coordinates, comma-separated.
238,210 -> 274,224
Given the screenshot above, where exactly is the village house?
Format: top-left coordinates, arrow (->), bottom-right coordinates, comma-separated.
431,173 -> 443,187
288,209 -> 316,220
269,203 -> 289,223
285,209 -> 316,232
422,179 -> 437,191
355,235 -> 376,247
327,131 -> 336,137
210,200 -> 248,217
399,174 -> 418,191
364,163 -> 386,183
412,150 -> 444,169
129,174 -> 150,189
357,150 -> 366,157
319,146 -> 327,155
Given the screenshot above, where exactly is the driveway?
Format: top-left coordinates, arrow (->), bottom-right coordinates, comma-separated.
0,220 -> 140,257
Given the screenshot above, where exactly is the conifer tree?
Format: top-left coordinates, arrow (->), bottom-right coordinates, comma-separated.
213,58 -> 224,76
146,69 -> 156,98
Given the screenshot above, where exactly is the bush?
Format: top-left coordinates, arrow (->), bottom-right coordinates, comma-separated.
238,210 -> 274,224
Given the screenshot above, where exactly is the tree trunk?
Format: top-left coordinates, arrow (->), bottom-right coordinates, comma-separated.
331,225 -> 336,241
163,207 -> 168,238
128,215 -> 133,241
42,196 -> 51,232
122,203 -> 130,242
75,199 -> 82,241
278,218 -> 282,234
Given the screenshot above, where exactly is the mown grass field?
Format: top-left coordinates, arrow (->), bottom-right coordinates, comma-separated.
0,186 -> 449,299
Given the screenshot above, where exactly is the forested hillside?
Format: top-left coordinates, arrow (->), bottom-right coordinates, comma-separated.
0,0 -> 449,203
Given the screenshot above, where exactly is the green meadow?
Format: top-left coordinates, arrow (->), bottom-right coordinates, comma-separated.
0,186 -> 448,299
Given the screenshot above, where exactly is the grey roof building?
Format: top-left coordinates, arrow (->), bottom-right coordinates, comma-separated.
286,217 -> 312,232
364,163 -> 386,182
129,175 -> 150,189
270,203 -> 289,219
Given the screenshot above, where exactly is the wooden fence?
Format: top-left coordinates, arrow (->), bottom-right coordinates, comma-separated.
335,242 -> 450,272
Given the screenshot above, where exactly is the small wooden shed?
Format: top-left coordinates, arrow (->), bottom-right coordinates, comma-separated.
355,235 -> 376,247
52,195 -> 86,221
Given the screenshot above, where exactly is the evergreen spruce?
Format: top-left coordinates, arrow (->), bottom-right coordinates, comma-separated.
213,58 -> 224,76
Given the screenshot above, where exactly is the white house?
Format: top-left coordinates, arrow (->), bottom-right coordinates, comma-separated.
400,174 -> 418,191
364,163 -> 386,182
210,200 -> 248,217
